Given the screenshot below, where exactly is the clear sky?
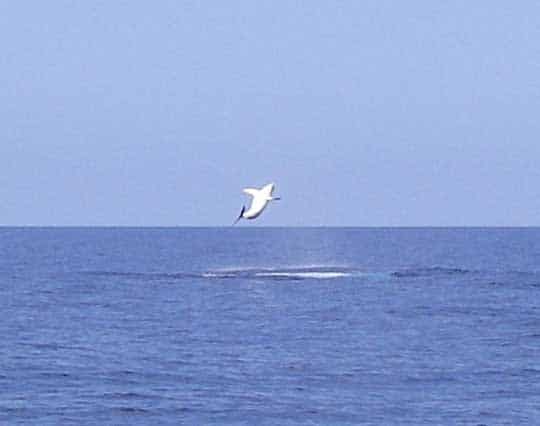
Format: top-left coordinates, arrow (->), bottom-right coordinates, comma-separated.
1,1 -> 539,226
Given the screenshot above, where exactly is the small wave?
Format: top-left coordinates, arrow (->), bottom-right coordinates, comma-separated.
81,270 -> 198,280
391,267 -> 471,278
110,407 -> 151,415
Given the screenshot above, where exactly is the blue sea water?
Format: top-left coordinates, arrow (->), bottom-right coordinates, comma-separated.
1,227 -> 540,425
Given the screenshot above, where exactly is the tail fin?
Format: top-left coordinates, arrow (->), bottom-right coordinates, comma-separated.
233,206 -> 246,225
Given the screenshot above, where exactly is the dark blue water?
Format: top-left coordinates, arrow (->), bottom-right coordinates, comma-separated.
2,228 -> 540,425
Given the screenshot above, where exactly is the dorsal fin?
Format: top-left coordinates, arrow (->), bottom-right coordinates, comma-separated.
233,205 -> 246,225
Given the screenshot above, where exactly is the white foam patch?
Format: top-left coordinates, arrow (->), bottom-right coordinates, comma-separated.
254,271 -> 349,279
201,272 -> 235,278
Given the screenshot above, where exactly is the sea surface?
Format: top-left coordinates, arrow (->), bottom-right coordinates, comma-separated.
1,227 -> 540,425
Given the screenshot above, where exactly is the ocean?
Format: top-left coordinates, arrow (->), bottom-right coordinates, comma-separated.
1,227 -> 539,425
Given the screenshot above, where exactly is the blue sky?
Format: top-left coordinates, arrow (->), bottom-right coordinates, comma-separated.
1,1 -> 539,226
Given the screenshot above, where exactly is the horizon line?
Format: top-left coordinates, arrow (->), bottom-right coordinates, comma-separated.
1,225 -> 539,229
